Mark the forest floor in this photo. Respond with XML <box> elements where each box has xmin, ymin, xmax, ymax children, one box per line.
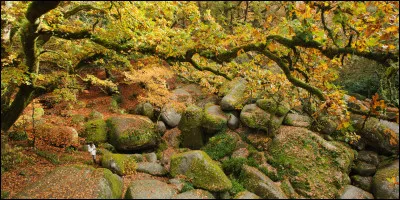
<box><xmin>1</xmin><ymin>69</ymin><xmax>174</xmax><ymax>198</ymax></box>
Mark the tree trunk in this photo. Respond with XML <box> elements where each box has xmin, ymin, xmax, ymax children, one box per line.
<box><xmin>1</xmin><ymin>84</ymin><xmax>35</xmax><ymax>132</ymax></box>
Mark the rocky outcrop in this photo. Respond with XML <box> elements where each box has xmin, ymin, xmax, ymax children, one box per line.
<box><xmin>170</xmin><ymin>150</ymin><xmax>232</xmax><ymax>192</ymax></box>
<box><xmin>14</xmin><ymin>165</ymin><xmax>123</xmax><ymax>199</ymax></box>
<box><xmin>136</xmin><ymin>162</ymin><xmax>167</xmax><ymax>176</ymax></box>
<box><xmin>107</xmin><ymin>115</ymin><xmax>159</xmax><ymax>151</ymax></box>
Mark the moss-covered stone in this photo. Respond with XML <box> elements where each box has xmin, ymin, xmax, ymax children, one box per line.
<box><xmin>179</xmin><ymin>105</ymin><xmax>204</xmax><ymax>149</ymax></box>
<box><xmin>107</xmin><ymin>115</ymin><xmax>159</xmax><ymax>151</ymax></box>
<box><xmin>170</xmin><ymin>150</ymin><xmax>232</xmax><ymax>192</ymax></box>
<box><xmin>240</xmin><ymin>104</ymin><xmax>285</xmax><ymax>136</ymax></box>
<box><xmin>220</xmin><ymin>78</ymin><xmax>247</xmax><ymax>111</ymax></box>
<box><xmin>256</xmin><ymin>99</ymin><xmax>290</xmax><ymax>117</ymax></box>
<box><xmin>372</xmin><ymin>159</ymin><xmax>399</xmax><ymax>199</ymax></box>
<box><xmin>88</xmin><ymin>110</ymin><xmax>104</xmax><ymax>120</ymax></box>
<box><xmin>101</xmin><ymin>152</ymin><xmax>137</xmax><ymax>176</ymax></box>
<box><xmin>14</xmin><ymin>165</ymin><xmax>122</xmax><ymax>199</ymax></box>
<box><xmin>268</xmin><ymin>126</ymin><xmax>355</xmax><ymax>199</ymax></box>
<box><xmin>351</xmin><ymin>114</ymin><xmax>399</xmax><ymax>155</ymax></box>
<box><xmin>239</xmin><ymin>165</ymin><xmax>287</xmax><ymax>199</ymax></box>
<box><xmin>125</xmin><ymin>179</ymin><xmax>177</xmax><ymax>199</ymax></box>
<box><xmin>202</xmin><ymin>104</ymin><xmax>228</xmax><ymax>134</ymax></box>
<box><xmin>82</xmin><ymin>119</ymin><xmax>108</xmax><ymax>144</ymax></box>
<box><xmin>201</xmin><ymin>132</ymin><xmax>237</xmax><ymax>160</ymax></box>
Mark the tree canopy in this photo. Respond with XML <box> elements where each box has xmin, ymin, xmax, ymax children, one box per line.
<box><xmin>1</xmin><ymin>1</ymin><xmax>399</xmax><ymax>132</ymax></box>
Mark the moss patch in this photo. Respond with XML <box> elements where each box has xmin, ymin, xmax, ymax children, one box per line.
<box><xmin>101</xmin><ymin>153</ymin><xmax>137</xmax><ymax>176</ymax></box>
<box><xmin>268</xmin><ymin>126</ymin><xmax>355</xmax><ymax>198</ymax></box>
<box><xmin>83</xmin><ymin>119</ymin><xmax>108</xmax><ymax>144</ymax></box>
<box><xmin>201</xmin><ymin>132</ymin><xmax>237</xmax><ymax>160</ymax></box>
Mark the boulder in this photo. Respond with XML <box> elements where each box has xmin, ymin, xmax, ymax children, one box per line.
<box><xmin>132</xmin><ymin>102</ymin><xmax>154</xmax><ymax>119</ymax></box>
<box><xmin>351</xmin><ymin>114</ymin><xmax>399</xmax><ymax>155</ymax></box>
<box><xmin>143</xmin><ymin>152</ymin><xmax>157</xmax><ymax>163</ymax></box>
<box><xmin>372</xmin><ymin>159</ymin><xmax>399</xmax><ymax>199</ymax></box>
<box><xmin>162</xmin><ymin>128</ymin><xmax>181</xmax><ymax>148</ymax></box>
<box><xmin>220</xmin><ymin>78</ymin><xmax>247</xmax><ymax>111</ymax></box>
<box><xmin>161</xmin><ymin>106</ymin><xmax>182</xmax><ymax>128</ymax></box>
<box><xmin>351</xmin><ymin>175</ymin><xmax>373</xmax><ymax>192</ymax></box>
<box><xmin>101</xmin><ymin>153</ymin><xmax>137</xmax><ymax>176</ymax></box>
<box><xmin>14</xmin><ymin>165</ymin><xmax>123</xmax><ymax>199</ymax></box>
<box><xmin>125</xmin><ymin>179</ymin><xmax>177</xmax><ymax>199</ymax></box>
<box><xmin>240</xmin><ymin>104</ymin><xmax>284</xmax><ymax>136</ymax></box>
<box><xmin>256</xmin><ymin>99</ymin><xmax>290</xmax><ymax>117</ymax></box>
<box><xmin>36</xmin><ymin>124</ymin><xmax>79</xmax><ymax>148</ymax></box>
<box><xmin>156</xmin><ymin>121</ymin><xmax>167</xmax><ymax>135</ymax></box>
<box><xmin>357</xmin><ymin>150</ymin><xmax>379</xmax><ymax>166</ymax></box>
<box><xmin>227</xmin><ymin>113</ymin><xmax>240</xmax><ymax>130</ymax></box>
<box><xmin>268</xmin><ymin>126</ymin><xmax>355</xmax><ymax>198</ymax></box>
<box><xmin>233</xmin><ymin>191</ymin><xmax>261</xmax><ymax>199</ymax></box>
<box><xmin>173</xmin><ymin>189</ymin><xmax>215</xmax><ymax>199</ymax></box>
<box><xmin>337</xmin><ymin>185</ymin><xmax>374</xmax><ymax>199</ymax></box>
<box><xmin>283</xmin><ymin>113</ymin><xmax>311</xmax><ymax>127</ymax></box>
<box><xmin>170</xmin><ymin>150</ymin><xmax>232</xmax><ymax>192</ymax></box>
<box><xmin>88</xmin><ymin>110</ymin><xmax>104</xmax><ymax>120</ymax></box>
<box><xmin>353</xmin><ymin>161</ymin><xmax>377</xmax><ymax>176</ymax></box>
<box><xmin>179</xmin><ymin>105</ymin><xmax>205</xmax><ymax>149</ymax></box>
<box><xmin>136</xmin><ymin>162</ymin><xmax>167</xmax><ymax>176</ymax></box>
<box><xmin>82</xmin><ymin>119</ymin><xmax>108</xmax><ymax>144</ymax></box>
<box><xmin>202</xmin><ymin>104</ymin><xmax>228</xmax><ymax>134</ymax></box>
<box><xmin>239</xmin><ymin>165</ymin><xmax>287</xmax><ymax>199</ymax></box>
<box><xmin>107</xmin><ymin>115</ymin><xmax>159</xmax><ymax>151</ymax></box>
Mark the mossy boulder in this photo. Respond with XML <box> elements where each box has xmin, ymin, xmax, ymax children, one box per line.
<box><xmin>82</xmin><ymin>119</ymin><xmax>108</xmax><ymax>144</ymax></box>
<box><xmin>179</xmin><ymin>105</ymin><xmax>204</xmax><ymax>149</ymax></box>
<box><xmin>125</xmin><ymin>179</ymin><xmax>177</xmax><ymax>199</ymax></box>
<box><xmin>239</xmin><ymin>165</ymin><xmax>287</xmax><ymax>199</ymax></box>
<box><xmin>201</xmin><ymin>132</ymin><xmax>238</xmax><ymax>160</ymax></box>
<box><xmin>372</xmin><ymin>159</ymin><xmax>399</xmax><ymax>199</ymax></box>
<box><xmin>173</xmin><ymin>189</ymin><xmax>215</xmax><ymax>199</ymax></box>
<box><xmin>351</xmin><ymin>114</ymin><xmax>399</xmax><ymax>155</ymax></box>
<box><xmin>101</xmin><ymin>152</ymin><xmax>137</xmax><ymax>176</ymax></box>
<box><xmin>107</xmin><ymin>115</ymin><xmax>159</xmax><ymax>151</ymax></box>
<box><xmin>170</xmin><ymin>150</ymin><xmax>232</xmax><ymax>192</ymax></box>
<box><xmin>351</xmin><ymin>175</ymin><xmax>373</xmax><ymax>192</ymax></box>
<box><xmin>256</xmin><ymin>99</ymin><xmax>290</xmax><ymax>117</ymax></box>
<box><xmin>352</xmin><ymin>161</ymin><xmax>377</xmax><ymax>176</ymax></box>
<box><xmin>268</xmin><ymin>126</ymin><xmax>355</xmax><ymax>198</ymax></box>
<box><xmin>283</xmin><ymin>113</ymin><xmax>311</xmax><ymax>127</ymax></box>
<box><xmin>88</xmin><ymin>110</ymin><xmax>104</xmax><ymax>120</ymax></box>
<box><xmin>240</xmin><ymin>104</ymin><xmax>284</xmax><ymax>136</ymax></box>
<box><xmin>14</xmin><ymin>165</ymin><xmax>122</xmax><ymax>199</ymax></box>
<box><xmin>220</xmin><ymin>78</ymin><xmax>247</xmax><ymax>111</ymax></box>
<box><xmin>133</xmin><ymin>102</ymin><xmax>154</xmax><ymax>119</ymax></box>
<box><xmin>202</xmin><ymin>104</ymin><xmax>228</xmax><ymax>134</ymax></box>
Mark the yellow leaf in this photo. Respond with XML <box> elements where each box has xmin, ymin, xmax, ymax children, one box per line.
<box><xmin>385</xmin><ymin>26</ymin><xmax>398</xmax><ymax>33</ymax></box>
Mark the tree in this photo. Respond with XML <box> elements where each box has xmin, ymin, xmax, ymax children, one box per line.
<box><xmin>1</xmin><ymin>1</ymin><xmax>399</xmax><ymax>132</ymax></box>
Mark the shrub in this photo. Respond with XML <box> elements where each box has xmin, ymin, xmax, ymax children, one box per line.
<box><xmin>1</xmin><ymin>144</ymin><xmax>25</xmax><ymax>174</ymax></box>
<box><xmin>35</xmin><ymin>149</ymin><xmax>60</xmax><ymax>165</ymax></box>
<box><xmin>8</xmin><ymin>131</ymin><xmax>28</xmax><ymax>141</ymax></box>
<box><xmin>181</xmin><ymin>182</ymin><xmax>194</xmax><ymax>193</ymax></box>
<box><xmin>229</xmin><ymin>176</ymin><xmax>245</xmax><ymax>196</ymax></box>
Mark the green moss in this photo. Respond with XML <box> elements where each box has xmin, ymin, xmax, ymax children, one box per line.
<box><xmin>229</xmin><ymin>176</ymin><xmax>245</xmax><ymax>196</ymax></box>
<box><xmin>256</xmin><ymin>99</ymin><xmax>277</xmax><ymax>113</ymax></box>
<box><xmin>156</xmin><ymin>140</ymin><xmax>168</xmax><ymax>160</ymax></box>
<box><xmin>71</xmin><ymin>114</ymin><xmax>85</xmax><ymax>124</ymax></box>
<box><xmin>83</xmin><ymin>119</ymin><xmax>107</xmax><ymax>144</ymax></box>
<box><xmin>222</xmin><ymin>158</ymin><xmax>248</xmax><ymax>176</ymax></box>
<box><xmin>101</xmin><ymin>153</ymin><xmax>136</xmax><ymax>176</ymax></box>
<box><xmin>283</xmin><ymin>115</ymin><xmax>293</xmax><ymax>126</ymax></box>
<box><xmin>202</xmin><ymin>104</ymin><xmax>228</xmax><ymax>132</ymax></box>
<box><xmin>201</xmin><ymin>132</ymin><xmax>237</xmax><ymax>160</ymax></box>
<box><xmin>181</xmin><ymin>182</ymin><xmax>194</xmax><ymax>193</ymax></box>
<box><xmin>9</xmin><ymin>131</ymin><xmax>28</xmax><ymax>141</ymax></box>
<box><xmin>170</xmin><ymin>151</ymin><xmax>232</xmax><ymax>192</ymax></box>
<box><xmin>99</xmin><ymin>168</ymin><xmax>123</xmax><ymax>198</ymax></box>
<box><xmin>276</xmin><ymin>105</ymin><xmax>289</xmax><ymax>117</ymax></box>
